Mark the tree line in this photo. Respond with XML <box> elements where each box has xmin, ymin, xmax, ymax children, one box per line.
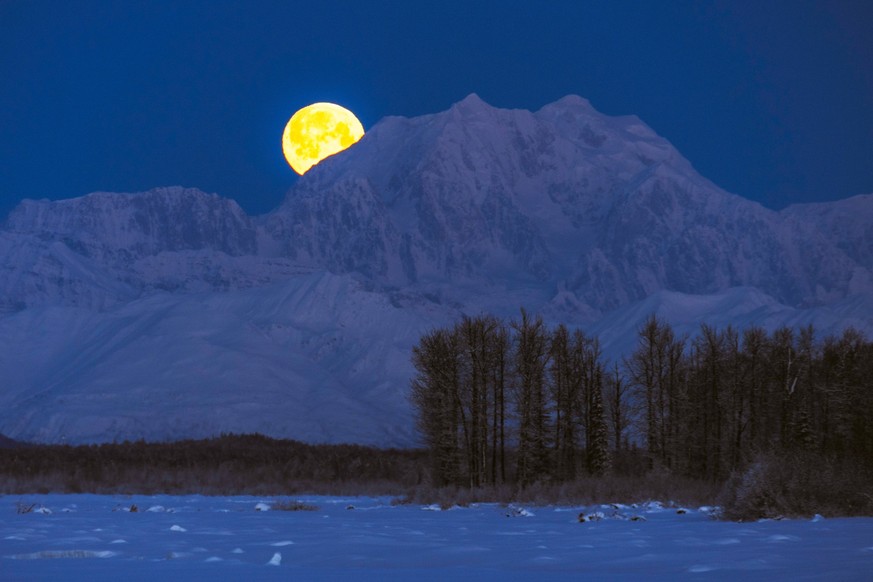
<box><xmin>0</xmin><ymin>433</ymin><xmax>426</xmax><ymax>495</ymax></box>
<box><xmin>410</xmin><ymin>312</ymin><xmax>873</xmax><ymax>488</ymax></box>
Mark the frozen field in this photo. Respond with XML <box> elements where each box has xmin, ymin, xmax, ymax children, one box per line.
<box><xmin>1</xmin><ymin>494</ymin><xmax>872</xmax><ymax>580</ymax></box>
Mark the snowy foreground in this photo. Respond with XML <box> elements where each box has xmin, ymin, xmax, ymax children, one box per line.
<box><xmin>2</xmin><ymin>495</ymin><xmax>872</xmax><ymax>581</ymax></box>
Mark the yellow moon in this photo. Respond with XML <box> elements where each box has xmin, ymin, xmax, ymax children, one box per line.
<box><xmin>282</xmin><ymin>102</ymin><xmax>365</xmax><ymax>175</ymax></box>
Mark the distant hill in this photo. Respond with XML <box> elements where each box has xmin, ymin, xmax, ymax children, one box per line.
<box><xmin>0</xmin><ymin>433</ymin><xmax>23</xmax><ymax>449</ymax></box>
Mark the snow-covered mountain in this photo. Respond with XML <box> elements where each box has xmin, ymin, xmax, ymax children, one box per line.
<box><xmin>1</xmin><ymin>95</ymin><xmax>871</xmax><ymax>445</ymax></box>
<box><xmin>267</xmin><ymin>94</ymin><xmax>868</xmax><ymax>311</ymax></box>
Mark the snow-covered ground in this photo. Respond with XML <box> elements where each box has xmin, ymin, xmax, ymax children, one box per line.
<box><xmin>1</xmin><ymin>495</ymin><xmax>871</xmax><ymax>580</ymax></box>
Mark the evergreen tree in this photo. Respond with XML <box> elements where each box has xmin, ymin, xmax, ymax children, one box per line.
<box><xmin>586</xmin><ymin>366</ymin><xmax>610</xmax><ymax>475</ymax></box>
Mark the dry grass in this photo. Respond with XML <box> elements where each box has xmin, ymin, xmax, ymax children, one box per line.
<box><xmin>271</xmin><ymin>499</ymin><xmax>320</xmax><ymax>511</ymax></box>
<box><xmin>392</xmin><ymin>473</ymin><xmax>721</xmax><ymax>508</ymax></box>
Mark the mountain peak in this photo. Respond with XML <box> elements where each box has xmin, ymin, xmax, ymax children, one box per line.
<box><xmin>457</xmin><ymin>92</ymin><xmax>488</xmax><ymax>105</ymax></box>
<box><xmin>451</xmin><ymin>93</ymin><xmax>597</xmax><ymax>115</ymax></box>
<box><xmin>547</xmin><ymin>94</ymin><xmax>595</xmax><ymax>110</ymax></box>
<box><xmin>450</xmin><ymin>93</ymin><xmax>493</xmax><ymax>115</ymax></box>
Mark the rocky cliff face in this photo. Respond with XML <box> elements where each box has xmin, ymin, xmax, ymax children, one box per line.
<box><xmin>0</xmin><ymin>187</ymin><xmax>307</xmax><ymax>307</ymax></box>
<box><xmin>5</xmin><ymin>186</ymin><xmax>258</xmax><ymax>259</ymax></box>
<box><xmin>782</xmin><ymin>194</ymin><xmax>873</xmax><ymax>273</ymax></box>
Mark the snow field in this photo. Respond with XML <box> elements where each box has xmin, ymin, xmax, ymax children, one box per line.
<box><xmin>1</xmin><ymin>494</ymin><xmax>872</xmax><ymax>580</ymax></box>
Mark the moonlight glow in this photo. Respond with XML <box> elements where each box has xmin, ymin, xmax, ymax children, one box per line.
<box><xmin>282</xmin><ymin>102</ymin><xmax>365</xmax><ymax>175</ymax></box>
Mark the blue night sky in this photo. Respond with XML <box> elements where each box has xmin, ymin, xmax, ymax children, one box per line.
<box><xmin>1</xmin><ymin>0</ymin><xmax>871</xmax><ymax>219</ymax></box>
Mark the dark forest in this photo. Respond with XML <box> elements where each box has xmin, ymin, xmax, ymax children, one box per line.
<box><xmin>411</xmin><ymin>313</ymin><xmax>873</xmax><ymax>518</ymax></box>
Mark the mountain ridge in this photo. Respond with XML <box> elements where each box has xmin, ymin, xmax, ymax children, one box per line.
<box><xmin>270</xmin><ymin>94</ymin><xmax>869</xmax><ymax>312</ymax></box>
<box><xmin>1</xmin><ymin>94</ymin><xmax>870</xmax><ymax>445</ymax></box>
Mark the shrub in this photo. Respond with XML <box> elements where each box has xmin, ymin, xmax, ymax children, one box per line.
<box><xmin>15</xmin><ymin>502</ymin><xmax>36</xmax><ymax>514</ymax></box>
<box><xmin>720</xmin><ymin>451</ymin><xmax>873</xmax><ymax>520</ymax></box>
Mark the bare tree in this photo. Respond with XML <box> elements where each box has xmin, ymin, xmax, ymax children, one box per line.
<box><xmin>549</xmin><ymin>324</ymin><xmax>577</xmax><ymax>480</ymax></box>
<box><xmin>512</xmin><ymin>309</ymin><xmax>551</xmax><ymax>486</ymax></box>
<box><xmin>604</xmin><ymin>362</ymin><xmax>632</xmax><ymax>452</ymax></box>
<box><xmin>410</xmin><ymin>328</ymin><xmax>463</xmax><ymax>486</ymax></box>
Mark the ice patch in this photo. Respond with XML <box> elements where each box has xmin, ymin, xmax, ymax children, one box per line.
<box><xmin>422</xmin><ymin>504</ymin><xmax>442</xmax><ymax>511</ymax></box>
<box><xmin>811</xmin><ymin>514</ymin><xmax>824</xmax><ymax>522</ymax></box>
<box><xmin>146</xmin><ymin>505</ymin><xmax>166</xmax><ymax>513</ymax></box>
<box><xmin>109</xmin><ymin>539</ymin><xmax>127</xmax><ymax>544</ymax></box>
<box><xmin>271</xmin><ymin>541</ymin><xmax>295</xmax><ymax>546</ymax></box>
<box><xmin>689</xmin><ymin>565</ymin><xmax>717</xmax><ymax>573</ymax></box>
<box><xmin>205</xmin><ymin>556</ymin><xmax>223</xmax><ymax>562</ymax></box>
<box><xmin>267</xmin><ymin>552</ymin><xmax>282</xmax><ymax>566</ymax></box>
<box><xmin>767</xmin><ymin>535</ymin><xmax>800</xmax><ymax>543</ymax></box>
<box><xmin>10</xmin><ymin>550</ymin><xmax>116</xmax><ymax>560</ymax></box>
<box><xmin>170</xmin><ymin>525</ymin><xmax>187</xmax><ymax>532</ymax></box>
<box><xmin>33</xmin><ymin>506</ymin><xmax>52</xmax><ymax>515</ymax></box>
<box><xmin>232</xmin><ymin>548</ymin><xmax>244</xmax><ymax>554</ymax></box>
<box><xmin>254</xmin><ymin>502</ymin><xmax>271</xmax><ymax>512</ymax></box>
<box><xmin>350</xmin><ymin>504</ymin><xmax>389</xmax><ymax>511</ymax></box>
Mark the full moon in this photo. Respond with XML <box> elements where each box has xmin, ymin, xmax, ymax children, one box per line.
<box><xmin>282</xmin><ymin>102</ymin><xmax>365</xmax><ymax>175</ymax></box>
